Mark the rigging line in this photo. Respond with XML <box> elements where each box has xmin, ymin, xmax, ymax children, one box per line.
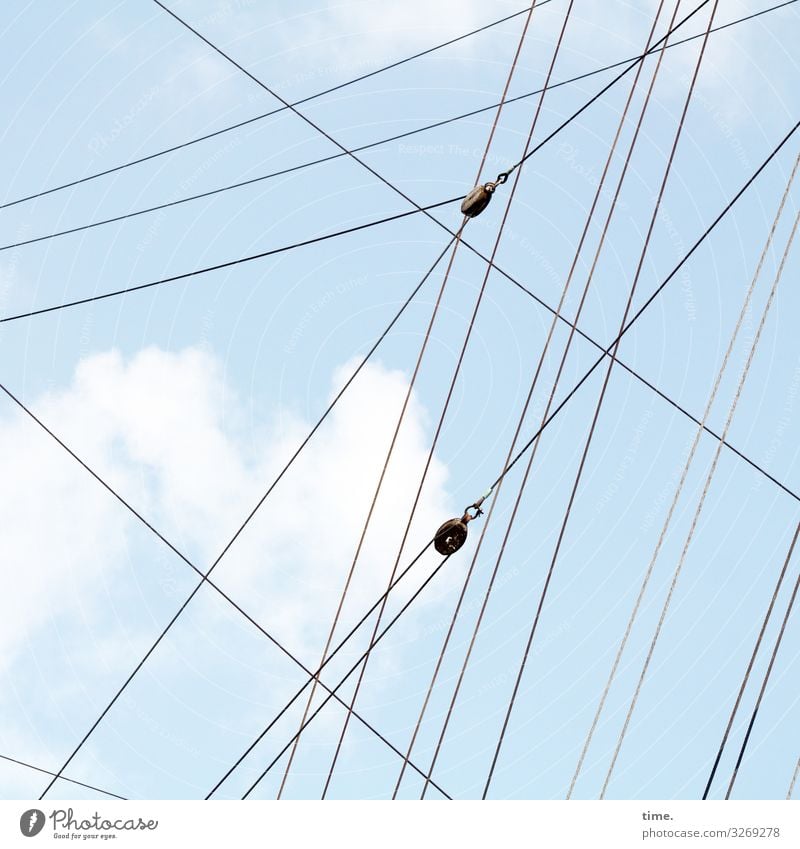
<box><xmin>241</xmin><ymin>551</ymin><xmax>453</xmax><ymax>800</ymax></box>
<box><xmin>576</xmin><ymin>146</ymin><xmax>800</xmax><ymax>802</ymax></box>
<box><xmin>705</xmin><ymin>516</ymin><xmax>799</xmax><ymax>798</ymax></box>
<box><xmin>0</xmin><ymin>197</ymin><xmax>458</xmax><ymax>324</ymax></box>
<box><xmin>319</xmin><ymin>0</ymin><xmax>559</xmax><ymax>801</ymax></box>
<box><xmin>689</xmin><ymin>155</ymin><xmax>794</xmax><ymax>800</ymax></box>
<box><xmin>36</xmin><ymin>233</ymin><xmax>460</xmax><ymax>801</ymax></box>
<box><xmin>726</xmin><ymin>523</ymin><xmax>800</xmax><ymax>799</ymax></box>
<box><xmin>502</xmin><ymin>255</ymin><xmax>800</xmax><ymax>506</ymax></box>
<box><xmin>478</xmin><ymin>115</ymin><xmax>800</xmax><ymax>503</ymax></box>
<box><xmin>602</xmin><ymin>201</ymin><xmax>800</xmax><ymax>801</ymax></box>
<box><xmin>206</xmin><ymin>541</ymin><xmax>443</xmax><ymax>799</ymax></box>
<box><xmin>483</xmin><ymin>0</ymin><xmax>711</xmax><ymax>801</ymax></box>
<box><xmin>411</xmin><ymin>0</ymin><xmax>675</xmax><ymax>800</ymax></box>
<box><xmin>788</xmin><ymin>755</ymin><xmax>800</xmax><ymax>799</ymax></box>
<box><xmin>0</xmin><ymin>1</ymin><xmax>551</xmax><ymax>212</ymax></box>
<box><xmin>152</xmin><ymin>0</ymin><xmax>712</xmax><ymax>290</ymax></box>
<box><xmin>279</xmin><ymin>2</ymin><xmax>541</xmax><ymax>797</ymax></box>
<box><xmin>0</xmin><ymin>753</ymin><xmax>126</xmax><ymax>800</ymax></box>
<box><xmin>3</xmin><ymin>0</ymin><xmax>794</xmax><ymax>256</ymax></box>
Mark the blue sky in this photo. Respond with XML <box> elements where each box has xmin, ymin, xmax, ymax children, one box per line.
<box><xmin>0</xmin><ymin>0</ymin><xmax>799</xmax><ymax>801</ymax></box>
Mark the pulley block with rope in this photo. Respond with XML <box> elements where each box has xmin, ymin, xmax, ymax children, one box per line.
<box><xmin>433</xmin><ymin>496</ymin><xmax>487</xmax><ymax>554</ymax></box>
<box><xmin>460</xmin><ymin>171</ymin><xmax>509</xmax><ymax>218</ymax></box>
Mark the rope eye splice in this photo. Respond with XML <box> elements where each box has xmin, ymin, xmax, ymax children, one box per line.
<box><xmin>459</xmin><ymin>171</ymin><xmax>510</xmax><ymax>219</ymax></box>
<box><xmin>433</xmin><ymin>496</ymin><xmax>487</xmax><ymax>555</ymax></box>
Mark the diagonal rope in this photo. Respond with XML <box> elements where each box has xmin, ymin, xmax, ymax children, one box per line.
<box><xmin>788</xmin><ymin>755</ymin><xmax>800</xmax><ymax>799</ymax></box>
<box><xmin>277</xmin><ymin>0</ymin><xmax>544</xmax><ymax>798</ymax></box>
<box><xmin>601</xmin><ymin>201</ymin><xmax>800</xmax><ymax>800</ymax></box>
<box><xmin>402</xmin><ymin>0</ymin><xmax>673</xmax><ymax>800</ymax></box>
<box><xmin>726</xmin><ymin>519</ymin><xmax>800</xmax><ymax>799</ymax></box>
<box><xmin>0</xmin><ymin>753</ymin><xmax>126</xmax><ymax>800</ymax></box>
<box><xmin>574</xmin><ymin>147</ymin><xmax>800</xmax><ymax>801</ymax></box>
<box><xmin>239</xmin><ymin>551</ymin><xmax>453</xmax><ymax>799</ymax></box>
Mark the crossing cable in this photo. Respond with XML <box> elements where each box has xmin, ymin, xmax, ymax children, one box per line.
<box><xmin>402</xmin><ymin>0</ymin><xmax>676</xmax><ymax>800</ymax></box>
<box><xmin>482</xmin><ymin>0</ymin><xmax>722</xmax><ymax>799</ymax></box>
<box><xmin>725</xmin><ymin>520</ymin><xmax>800</xmax><ymax>799</ymax></box>
<box><xmin>35</xmin><ymin>233</ymin><xmax>461</xmax><ymax>800</ymax></box>
<box><xmin>463</xmin><ymin>115</ymin><xmax>800</xmax><ymax>511</ymax></box>
<box><xmin>2</xmin><ymin>0</ymin><xmax>792</xmax><ymax>257</ymax></box>
<box><xmin>319</xmin><ymin>0</ymin><xmax>572</xmax><ymax>801</ymax></box>
<box><xmin>601</xmin><ymin>200</ymin><xmax>800</xmax><ymax>800</ymax></box>
<box><xmin>788</xmin><ymin>755</ymin><xmax>800</xmax><ymax>799</ymax></box>
<box><xmin>575</xmin><ymin>147</ymin><xmax>800</xmax><ymax>802</ymax></box>
<box><xmin>0</xmin><ymin>753</ymin><xmax>126</xmax><ymax>800</ymax></box>
<box><xmin>0</xmin><ymin>2</ymin><xmax>552</xmax><ymax>212</ymax></box>
<box><xmin>276</xmin><ymin>3</ymin><xmax>545</xmax><ymax>799</ymax></box>
<box><xmin>206</xmin><ymin>543</ymin><xmax>447</xmax><ymax>798</ymax></box>
<box><xmin>705</xmin><ymin>516</ymin><xmax>800</xmax><ymax>798</ymax></box>
<box><xmin>236</xmin><ymin>551</ymin><xmax>455</xmax><ymax>799</ymax></box>
<box><xmin>3</xmin><ymin>0</ymin><xmax>791</xmax><ymax>219</ymax></box>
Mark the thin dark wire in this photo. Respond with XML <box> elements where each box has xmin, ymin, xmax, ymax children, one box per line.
<box><xmin>0</xmin><ymin>753</ymin><xmax>126</xmax><ymax>800</ymax></box>
<box><xmin>37</xmin><ymin>233</ymin><xmax>459</xmax><ymax>800</ymax></box>
<box><xmin>725</xmin><ymin>524</ymin><xmax>800</xmax><ymax>798</ymax></box>
<box><xmin>0</xmin><ymin>2</ymin><xmax>550</xmax><ymax>211</ymax></box>
<box><xmin>319</xmin><ymin>0</ymin><xmax>555</xmax><ymax>800</ymax></box>
<box><xmin>0</xmin><ymin>197</ymin><xmax>457</xmax><ymax>324</ymax></box>
<box><xmin>482</xmin><ymin>117</ymin><xmax>800</xmax><ymax>501</ymax></box>
<box><xmin>704</xmin><ymin>520</ymin><xmax>800</xmax><ymax>798</ymax></box>
<box><xmin>206</xmin><ymin>542</ymin><xmax>446</xmax><ymax>799</ymax></box>
<box><xmin>2</xmin><ymin>0</ymin><xmax>789</xmax><ymax>256</ymax></box>
<box><xmin>240</xmin><ymin>552</ymin><xmax>454</xmax><ymax>800</ymax></box>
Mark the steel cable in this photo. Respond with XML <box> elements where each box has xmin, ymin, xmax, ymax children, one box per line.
<box><xmin>601</xmin><ymin>201</ymin><xmax>800</xmax><ymax>800</ymax></box>
<box><xmin>575</xmin><ymin>147</ymin><xmax>800</xmax><ymax>801</ymax></box>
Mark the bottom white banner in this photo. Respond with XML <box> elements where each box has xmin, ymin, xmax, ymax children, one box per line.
<box><xmin>2</xmin><ymin>800</ymin><xmax>798</xmax><ymax>848</ymax></box>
